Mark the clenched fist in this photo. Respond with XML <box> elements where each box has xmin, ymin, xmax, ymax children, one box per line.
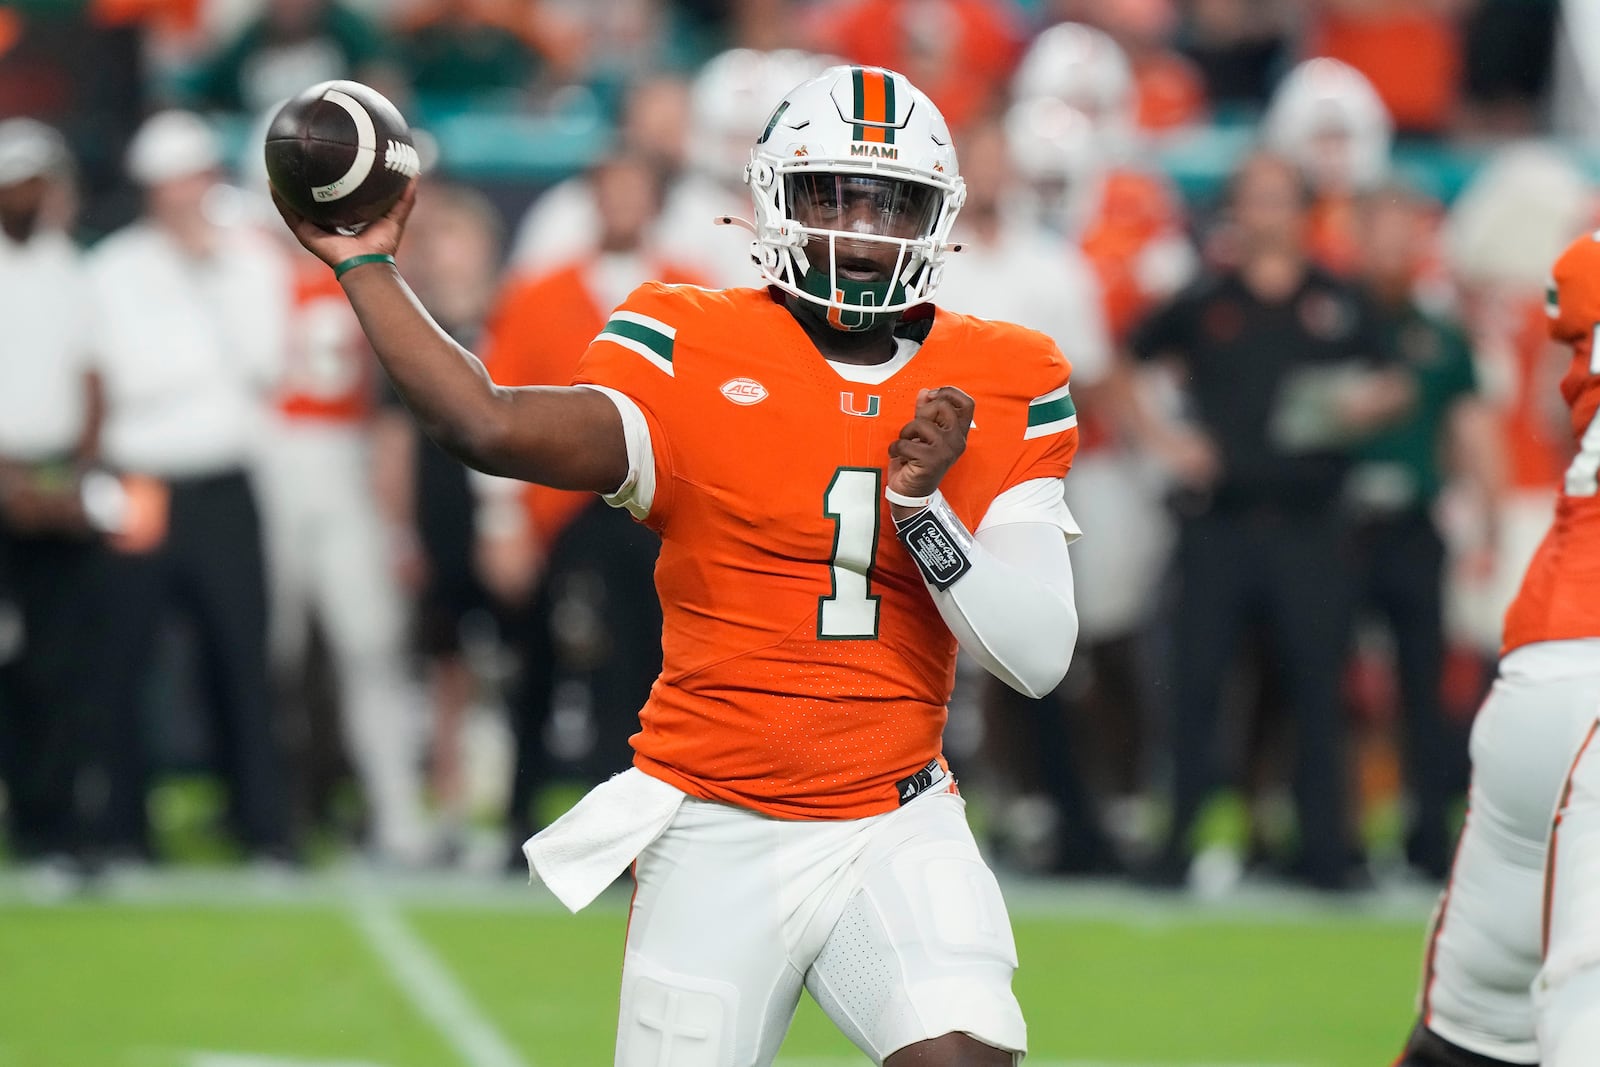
<box><xmin>887</xmin><ymin>387</ymin><xmax>973</xmax><ymax>504</ymax></box>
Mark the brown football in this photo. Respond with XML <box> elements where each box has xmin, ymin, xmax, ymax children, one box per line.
<box><xmin>263</xmin><ymin>80</ymin><xmax>419</xmax><ymax>233</ymax></box>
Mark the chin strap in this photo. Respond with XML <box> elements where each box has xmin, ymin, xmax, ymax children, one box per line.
<box><xmin>713</xmin><ymin>215</ymin><xmax>758</xmax><ymax>233</ymax></box>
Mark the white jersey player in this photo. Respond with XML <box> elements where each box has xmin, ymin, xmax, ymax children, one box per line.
<box><xmin>1395</xmin><ymin>231</ymin><xmax>1600</xmax><ymax>1067</ymax></box>
<box><xmin>255</xmin><ymin>254</ymin><xmax>433</xmax><ymax>865</ymax></box>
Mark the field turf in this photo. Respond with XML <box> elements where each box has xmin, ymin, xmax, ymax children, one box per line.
<box><xmin>0</xmin><ymin>871</ymin><xmax>1433</xmax><ymax>1067</ymax></box>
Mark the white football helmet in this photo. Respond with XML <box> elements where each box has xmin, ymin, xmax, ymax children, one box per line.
<box><xmin>1446</xmin><ymin>142</ymin><xmax>1592</xmax><ymax>289</ymax></box>
<box><xmin>1011</xmin><ymin>23</ymin><xmax>1135</xmax><ymax>148</ymax></box>
<box><xmin>1263</xmin><ymin>58</ymin><xmax>1393</xmax><ymax>195</ymax></box>
<box><xmin>743</xmin><ymin>65</ymin><xmax>965</xmax><ymax>330</ymax></box>
<box><xmin>691</xmin><ymin>48</ymin><xmax>843</xmax><ymax>189</ymax></box>
<box><xmin>1004</xmin><ymin>96</ymin><xmax>1103</xmax><ymax>233</ymax></box>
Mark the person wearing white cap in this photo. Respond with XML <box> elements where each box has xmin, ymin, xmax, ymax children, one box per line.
<box><xmin>0</xmin><ymin>117</ymin><xmax>115</xmax><ymax>868</ymax></box>
<box><xmin>85</xmin><ymin>109</ymin><xmax>296</xmax><ymax>861</ymax></box>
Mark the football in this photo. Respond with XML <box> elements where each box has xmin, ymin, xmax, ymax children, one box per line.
<box><xmin>263</xmin><ymin>80</ymin><xmax>420</xmax><ymax>233</ymax></box>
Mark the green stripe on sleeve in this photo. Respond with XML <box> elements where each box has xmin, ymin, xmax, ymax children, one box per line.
<box><xmin>601</xmin><ymin>317</ymin><xmax>674</xmax><ymax>363</ymax></box>
<box><xmin>1027</xmin><ymin>394</ymin><xmax>1076</xmax><ymax>427</ymax></box>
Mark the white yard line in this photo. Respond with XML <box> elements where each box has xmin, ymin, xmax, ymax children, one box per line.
<box><xmin>188</xmin><ymin>1053</ymin><xmax>391</xmax><ymax>1067</ymax></box>
<box><xmin>348</xmin><ymin>893</ymin><xmax>532</xmax><ymax>1067</ymax></box>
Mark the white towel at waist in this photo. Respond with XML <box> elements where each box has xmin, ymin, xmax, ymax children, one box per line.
<box><xmin>523</xmin><ymin>768</ymin><xmax>686</xmax><ymax>912</ymax></box>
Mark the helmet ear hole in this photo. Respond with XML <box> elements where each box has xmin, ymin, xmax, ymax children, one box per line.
<box><xmin>750</xmin><ymin>160</ymin><xmax>776</xmax><ymax>189</ymax></box>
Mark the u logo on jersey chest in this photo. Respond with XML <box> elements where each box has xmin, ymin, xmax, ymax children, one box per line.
<box><xmin>841</xmin><ymin>391</ymin><xmax>881</xmax><ymax>417</ymax></box>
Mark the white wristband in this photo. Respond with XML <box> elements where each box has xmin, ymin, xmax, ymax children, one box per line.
<box><xmin>885</xmin><ymin>486</ymin><xmax>934</xmax><ymax>509</ymax></box>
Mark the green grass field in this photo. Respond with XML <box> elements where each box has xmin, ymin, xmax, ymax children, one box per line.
<box><xmin>0</xmin><ymin>871</ymin><xmax>1435</xmax><ymax>1067</ymax></box>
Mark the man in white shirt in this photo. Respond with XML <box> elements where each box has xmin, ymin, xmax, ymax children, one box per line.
<box><xmin>0</xmin><ymin>118</ymin><xmax>109</xmax><ymax>865</ymax></box>
<box><xmin>87</xmin><ymin>111</ymin><xmax>295</xmax><ymax>860</ymax></box>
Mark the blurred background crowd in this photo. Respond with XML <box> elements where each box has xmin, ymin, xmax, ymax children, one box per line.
<box><xmin>2</xmin><ymin>0</ymin><xmax>1599</xmax><ymax>896</ymax></box>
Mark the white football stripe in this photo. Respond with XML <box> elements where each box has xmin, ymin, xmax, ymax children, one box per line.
<box><xmin>608</xmin><ymin>309</ymin><xmax>677</xmax><ymax>339</ymax></box>
<box><xmin>312</xmin><ymin>88</ymin><xmax>377</xmax><ymax>204</ymax></box>
<box><xmin>1030</xmin><ymin>381</ymin><xmax>1073</xmax><ymax>407</ymax></box>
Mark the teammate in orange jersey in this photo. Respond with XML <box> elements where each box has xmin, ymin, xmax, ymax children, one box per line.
<box><xmin>276</xmin><ymin>66</ymin><xmax>1080</xmax><ymax>1066</ymax></box>
<box><xmin>1393</xmin><ymin>231</ymin><xmax>1600</xmax><ymax>1067</ymax></box>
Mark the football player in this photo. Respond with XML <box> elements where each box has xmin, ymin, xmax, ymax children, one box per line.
<box><xmin>1262</xmin><ymin>58</ymin><xmax>1393</xmax><ymax>277</ymax></box>
<box><xmin>1393</xmin><ymin>230</ymin><xmax>1600</xmax><ymax>1067</ymax></box>
<box><xmin>275</xmin><ymin>66</ymin><xmax>1080</xmax><ymax>1066</ymax></box>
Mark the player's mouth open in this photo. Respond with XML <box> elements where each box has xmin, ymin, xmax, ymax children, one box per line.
<box><xmin>836</xmin><ymin>256</ymin><xmax>887</xmax><ymax>282</ymax></box>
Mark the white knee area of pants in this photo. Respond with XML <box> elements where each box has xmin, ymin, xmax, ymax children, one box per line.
<box><xmin>807</xmin><ymin>844</ymin><xmax>1025</xmax><ymax>1063</ymax></box>
<box><xmin>1424</xmin><ymin>662</ymin><xmax>1600</xmax><ymax>1064</ymax></box>
<box><xmin>1537</xmin><ymin>963</ymin><xmax>1600</xmax><ymax>1067</ymax></box>
<box><xmin>616</xmin><ymin>961</ymin><xmax>739</xmax><ymax>1067</ymax></box>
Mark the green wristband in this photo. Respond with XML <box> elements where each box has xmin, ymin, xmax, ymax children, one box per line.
<box><xmin>333</xmin><ymin>253</ymin><xmax>395</xmax><ymax>281</ymax></box>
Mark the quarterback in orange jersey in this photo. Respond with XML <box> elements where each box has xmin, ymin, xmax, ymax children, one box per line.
<box><xmin>275</xmin><ymin>66</ymin><xmax>1081</xmax><ymax>1066</ymax></box>
<box><xmin>1393</xmin><ymin>232</ymin><xmax>1600</xmax><ymax>1067</ymax></box>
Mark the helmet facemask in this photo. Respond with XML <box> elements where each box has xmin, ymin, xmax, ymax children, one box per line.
<box><xmin>749</xmin><ymin>162</ymin><xmax>962</xmax><ymax>331</ymax></box>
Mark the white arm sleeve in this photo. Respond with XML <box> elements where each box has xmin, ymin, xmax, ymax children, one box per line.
<box><xmin>930</xmin><ymin>519</ymin><xmax>1078</xmax><ymax>699</ymax></box>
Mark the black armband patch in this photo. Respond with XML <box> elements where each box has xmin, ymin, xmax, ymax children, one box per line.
<box><xmin>895</xmin><ymin>495</ymin><xmax>974</xmax><ymax>591</ymax></box>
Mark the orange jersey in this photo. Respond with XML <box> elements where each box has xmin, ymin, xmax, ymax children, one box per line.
<box><xmin>1502</xmin><ymin>233</ymin><xmax>1600</xmax><ymax>654</ymax></box>
<box><xmin>573</xmin><ymin>284</ymin><xmax>1078</xmax><ymax>819</ymax></box>
<box><xmin>483</xmin><ymin>258</ymin><xmax>705</xmax><ymax>544</ymax></box>
<box><xmin>1133</xmin><ymin>51</ymin><xmax>1207</xmax><ymax>133</ymax></box>
<box><xmin>1503</xmin><ymin>294</ymin><xmax>1573</xmax><ymax>491</ymax></box>
<box><xmin>1308</xmin><ymin>194</ymin><xmax>1361</xmax><ymax>278</ymax></box>
<box><xmin>1079</xmin><ymin>169</ymin><xmax>1189</xmax><ymax>341</ymax></box>
<box><xmin>277</xmin><ymin>263</ymin><xmax>375</xmax><ymax>423</ymax></box>
<box><xmin>1078</xmin><ymin>169</ymin><xmax>1189</xmax><ymax>452</ymax></box>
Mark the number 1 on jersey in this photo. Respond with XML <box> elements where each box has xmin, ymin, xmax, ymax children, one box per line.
<box><xmin>819</xmin><ymin>467</ymin><xmax>882</xmax><ymax>639</ymax></box>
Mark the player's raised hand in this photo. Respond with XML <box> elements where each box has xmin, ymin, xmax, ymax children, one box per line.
<box><xmin>271</xmin><ymin>179</ymin><xmax>417</xmax><ymax>272</ymax></box>
<box><xmin>887</xmin><ymin>387</ymin><xmax>974</xmax><ymax>500</ymax></box>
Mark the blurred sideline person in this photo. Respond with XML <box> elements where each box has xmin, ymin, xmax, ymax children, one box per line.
<box><xmin>1123</xmin><ymin>152</ymin><xmax>1411</xmax><ymax>891</ymax></box>
<box><xmin>935</xmin><ymin>117</ymin><xmax>1119</xmax><ymax>872</ymax></box>
<box><xmin>277</xmin><ymin>64</ymin><xmax>1082</xmax><ymax>1066</ymax></box>
<box><xmin>255</xmin><ymin>232</ymin><xmax>433</xmax><ymax>865</ymax></box>
<box><xmin>0</xmin><ymin>118</ymin><xmax>108</xmax><ymax>864</ymax></box>
<box><xmin>1008</xmin><ymin>24</ymin><xmax>1199</xmax><ymax>341</ymax></box>
<box><xmin>1349</xmin><ymin>185</ymin><xmax>1503</xmax><ymax>882</ymax></box>
<box><xmin>1393</xmin><ymin>231</ymin><xmax>1600</xmax><ymax>1067</ymax></box>
<box><xmin>1006</xmin><ymin>71</ymin><xmax>1194</xmax><ymax>844</ymax></box>
<box><xmin>393</xmin><ymin>178</ymin><xmax>505</xmax><ymax>850</ymax></box>
<box><xmin>804</xmin><ymin>0</ymin><xmax>1022</xmax><ymax>130</ymax></box>
<box><xmin>1262</xmin><ymin>58</ymin><xmax>1394</xmax><ymax>278</ymax></box>
<box><xmin>509</xmin><ymin>74</ymin><xmax>690</xmax><ymax>273</ymax></box>
<box><xmin>478</xmin><ymin>151</ymin><xmax>705</xmax><ymax>857</ymax></box>
<box><xmin>1441</xmin><ymin>146</ymin><xmax>1594</xmax><ymax>671</ymax></box>
<box><xmin>87</xmin><ymin>111</ymin><xmax>293</xmax><ymax>861</ymax></box>
<box><xmin>656</xmin><ymin>48</ymin><xmax>841</xmax><ymax>287</ymax></box>
<box><xmin>193</xmin><ymin>0</ymin><xmax>401</xmax><ymax>115</ymax></box>
<box><xmin>1087</xmin><ymin>0</ymin><xmax>1209</xmax><ymax>134</ymax></box>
